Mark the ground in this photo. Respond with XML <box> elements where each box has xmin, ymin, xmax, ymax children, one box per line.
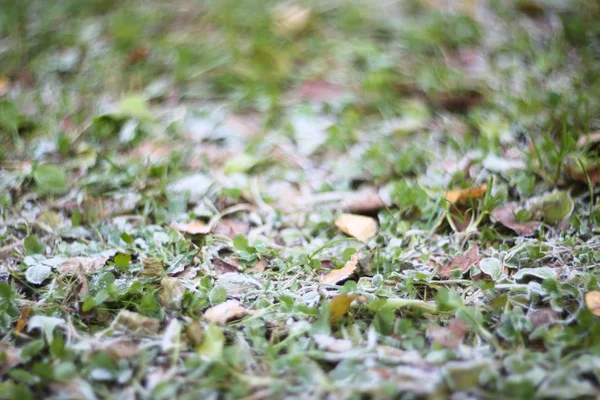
<box><xmin>1</xmin><ymin>0</ymin><xmax>600</xmax><ymax>399</ymax></box>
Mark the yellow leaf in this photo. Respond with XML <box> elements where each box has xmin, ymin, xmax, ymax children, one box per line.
<box><xmin>585</xmin><ymin>291</ymin><xmax>600</xmax><ymax>316</ymax></box>
<box><xmin>329</xmin><ymin>294</ymin><xmax>358</xmax><ymax>322</ymax></box>
<box><xmin>444</xmin><ymin>184</ymin><xmax>487</xmax><ymax>205</ymax></box>
<box><xmin>335</xmin><ymin>213</ymin><xmax>377</xmax><ymax>242</ymax></box>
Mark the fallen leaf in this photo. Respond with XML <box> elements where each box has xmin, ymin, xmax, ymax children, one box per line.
<box><xmin>313</xmin><ymin>334</ymin><xmax>353</xmax><ymax>352</ymax></box>
<box><xmin>568</xmin><ymin>159</ymin><xmax>600</xmax><ymax>187</ymax></box>
<box><xmin>15</xmin><ymin>306</ymin><xmax>31</xmax><ymax>334</ymax></box>
<box><xmin>0</xmin><ymin>344</ymin><xmax>21</xmax><ymax>375</ymax></box>
<box><xmin>125</xmin><ymin>46</ymin><xmax>149</xmax><ymax>67</ymax></box>
<box><xmin>585</xmin><ymin>291</ymin><xmax>600</xmax><ymax>316</ymax></box>
<box><xmin>0</xmin><ymin>76</ymin><xmax>10</xmax><ymax>96</ymax></box>
<box><xmin>212</xmin><ymin>258</ymin><xmax>240</xmax><ymax>275</ymax></box>
<box><xmin>335</xmin><ymin>213</ymin><xmax>378</xmax><ymax>242</ymax></box>
<box><xmin>131</xmin><ymin>141</ymin><xmax>172</xmax><ymax>164</ymax></box>
<box><xmin>527</xmin><ymin>190</ymin><xmax>574</xmax><ymax>225</ymax></box>
<box><xmin>444</xmin><ymin>184</ymin><xmax>488</xmax><ymax>205</ymax></box>
<box><xmin>173</xmin><ymin>220</ymin><xmax>211</xmax><ymax>235</ymax></box>
<box><xmin>273</xmin><ymin>4</ymin><xmax>311</xmax><ymax>35</ymax></box>
<box><xmin>105</xmin><ymin>338</ymin><xmax>140</xmax><ymax>359</ymax></box>
<box><xmin>329</xmin><ymin>294</ymin><xmax>358</xmax><ymax>322</ymax></box>
<box><xmin>140</xmin><ymin>256</ymin><xmax>165</xmax><ymax>276</ymax></box>
<box><xmin>186</xmin><ymin>321</ymin><xmax>204</xmax><ymax>345</ymax></box>
<box><xmin>293</xmin><ymin>80</ymin><xmax>346</xmax><ymax>103</ymax></box>
<box><xmin>340</xmin><ymin>190</ymin><xmax>385</xmax><ymax>214</ymax></box>
<box><xmin>158</xmin><ymin>276</ymin><xmax>185</xmax><ymax>309</ymax></box>
<box><xmin>529</xmin><ymin>308</ymin><xmax>558</xmax><ymax>329</ymax></box>
<box><xmin>204</xmin><ymin>299</ymin><xmax>250</xmax><ymax>324</ymax></box>
<box><xmin>247</xmin><ymin>258</ymin><xmax>268</xmax><ymax>273</ymax></box>
<box><xmin>491</xmin><ymin>203</ymin><xmax>542</xmax><ymax>236</ymax></box>
<box><xmin>59</xmin><ymin>256</ymin><xmax>108</xmax><ymax>274</ymax></box>
<box><xmin>320</xmin><ymin>251</ymin><xmax>360</xmax><ymax>285</ymax></box>
<box><xmin>438</xmin><ymin>245</ymin><xmax>481</xmax><ymax>278</ymax></box>
<box><xmin>214</xmin><ymin>219</ymin><xmax>250</xmax><ymax>239</ymax></box>
<box><xmin>114</xmin><ymin>310</ymin><xmax>160</xmax><ymax>334</ymax></box>
<box><xmin>426</xmin><ymin>318</ymin><xmax>469</xmax><ymax>349</ymax></box>
<box><xmin>576</xmin><ymin>131</ymin><xmax>600</xmax><ymax>148</ymax></box>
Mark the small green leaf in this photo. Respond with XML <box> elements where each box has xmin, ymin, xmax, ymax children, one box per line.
<box><xmin>209</xmin><ymin>286</ymin><xmax>227</xmax><ymax>305</ymax></box>
<box><xmin>200</xmin><ymin>323</ymin><xmax>225</xmax><ymax>360</ymax></box>
<box><xmin>117</xmin><ymin>94</ymin><xmax>153</xmax><ymax>120</ymax></box>
<box><xmin>0</xmin><ymin>100</ymin><xmax>20</xmax><ymax>132</ymax></box>
<box><xmin>233</xmin><ymin>234</ymin><xmax>251</xmax><ymax>252</ymax></box>
<box><xmin>25</xmin><ymin>264</ymin><xmax>52</xmax><ymax>285</ymax></box>
<box><xmin>223</xmin><ymin>154</ymin><xmax>260</xmax><ymax>174</ymax></box>
<box><xmin>33</xmin><ymin>164</ymin><xmax>68</xmax><ymax>194</ymax></box>
<box><xmin>114</xmin><ymin>253</ymin><xmax>132</xmax><ymax>268</ymax></box>
<box><xmin>479</xmin><ymin>258</ymin><xmax>502</xmax><ymax>281</ymax></box>
<box><xmin>24</xmin><ymin>235</ymin><xmax>45</xmax><ymax>255</ymax></box>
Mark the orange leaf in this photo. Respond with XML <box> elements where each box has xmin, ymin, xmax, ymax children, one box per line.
<box><xmin>320</xmin><ymin>251</ymin><xmax>360</xmax><ymax>285</ymax></box>
<box><xmin>335</xmin><ymin>213</ymin><xmax>377</xmax><ymax>242</ymax></box>
<box><xmin>444</xmin><ymin>184</ymin><xmax>487</xmax><ymax>205</ymax></box>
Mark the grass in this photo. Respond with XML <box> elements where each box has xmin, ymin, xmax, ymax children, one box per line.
<box><xmin>1</xmin><ymin>0</ymin><xmax>600</xmax><ymax>398</ymax></box>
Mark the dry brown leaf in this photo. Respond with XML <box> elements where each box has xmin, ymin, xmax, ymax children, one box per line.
<box><xmin>125</xmin><ymin>46</ymin><xmax>149</xmax><ymax>67</ymax></box>
<box><xmin>173</xmin><ymin>220</ymin><xmax>211</xmax><ymax>235</ymax></box>
<box><xmin>585</xmin><ymin>291</ymin><xmax>600</xmax><ymax>316</ymax></box>
<box><xmin>294</xmin><ymin>80</ymin><xmax>346</xmax><ymax>103</ymax></box>
<box><xmin>426</xmin><ymin>318</ymin><xmax>468</xmax><ymax>349</ymax></box>
<box><xmin>438</xmin><ymin>244</ymin><xmax>481</xmax><ymax>278</ymax></box>
<box><xmin>568</xmin><ymin>163</ymin><xmax>600</xmax><ymax>187</ymax></box>
<box><xmin>529</xmin><ymin>308</ymin><xmax>558</xmax><ymax>330</ymax></box>
<box><xmin>0</xmin><ymin>344</ymin><xmax>21</xmax><ymax>375</ymax></box>
<box><xmin>444</xmin><ymin>184</ymin><xmax>487</xmax><ymax>205</ymax></box>
<box><xmin>340</xmin><ymin>190</ymin><xmax>385</xmax><ymax>214</ymax></box>
<box><xmin>59</xmin><ymin>256</ymin><xmax>108</xmax><ymax>274</ymax></box>
<box><xmin>204</xmin><ymin>299</ymin><xmax>250</xmax><ymax>325</ymax></box>
<box><xmin>576</xmin><ymin>131</ymin><xmax>600</xmax><ymax>148</ymax></box>
<box><xmin>105</xmin><ymin>338</ymin><xmax>140</xmax><ymax>359</ymax></box>
<box><xmin>320</xmin><ymin>251</ymin><xmax>360</xmax><ymax>285</ymax></box>
<box><xmin>491</xmin><ymin>203</ymin><xmax>542</xmax><ymax>236</ymax></box>
<box><xmin>329</xmin><ymin>294</ymin><xmax>358</xmax><ymax>322</ymax></box>
<box><xmin>131</xmin><ymin>142</ymin><xmax>172</xmax><ymax>164</ymax></box>
<box><xmin>114</xmin><ymin>310</ymin><xmax>160</xmax><ymax>334</ymax></box>
<box><xmin>214</xmin><ymin>218</ymin><xmax>250</xmax><ymax>239</ymax></box>
<box><xmin>335</xmin><ymin>213</ymin><xmax>378</xmax><ymax>242</ymax></box>
<box><xmin>212</xmin><ymin>258</ymin><xmax>240</xmax><ymax>275</ymax></box>
<box><xmin>247</xmin><ymin>259</ymin><xmax>268</xmax><ymax>273</ymax></box>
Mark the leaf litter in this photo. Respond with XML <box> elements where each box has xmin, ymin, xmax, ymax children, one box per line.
<box><xmin>2</xmin><ymin>1</ymin><xmax>600</xmax><ymax>399</ymax></box>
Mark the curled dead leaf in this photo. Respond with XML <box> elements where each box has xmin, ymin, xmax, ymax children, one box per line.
<box><xmin>59</xmin><ymin>257</ymin><xmax>108</xmax><ymax>274</ymax></box>
<box><xmin>340</xmin><ymin>190</ymin><xmax>385</xmax><ymax>214</ymax></box>
<box><xmin>320</xmin><ymin>251</ymin><xmax>360</xmax><ymax>285</ymax></box>
<box><xmin>204</xmin><ymin>299</ymin><xmax>250</xmax><ymax>325</ymax></box>
<box><xmin>247</xmin><ymin>258</ymin><xmax>268</xmax><ymax>273</ymax></box>
<box><xmin>585</xmin><ymin>291</ymin><xmax>600</xmax><ymax>316</ymax></box>
<box><xmin>426</xmin><ymin>318</ymin><xmax>468</xmax><ymax>349</ymax></box>
<box><xmin>438</xmin><ymin>244</ymin><xmax>481</xmax><ymax>278</ymax></box>
<box><xmin>212</xmin><ymin>258</ymin><xmax>240</xmax><ymax>275</ymax></box>
<box><xmin>0</xmin><ymin>344</ymin><xmax>21</xmax><ymax>375</ymax></box>
<box><xmin>293</xmin><ymin>80</ymin><xmax>346</xmax><ymax>103</ymax></box>
<box><xmin>335</xmin><ymin>213</ymin><xmax>378</xmax><ymax>242</ymax></box>
<box><xmin>491</xmin><ymin>203</ymin><xmax>542</xmax><ymax>236</ymax></box>
<box><xmin>114</xmin><ymin>310</ymin><xmax>160</xmax><ymax>334</ymax></box>
<box><xmin>173</xmin><ymin>220</ymin><xmax>211</xmax><ymax>235</ymax></box>
<box><xmin>214</xmin><ymin>218</ymin><xmax>250</xmax><ymax>239</ymax></box>
<box><xmin>444</xmin><ymin>184</ymin><xmax>487</xmax><ymax>205</ymax></box>
<box><xmin>329</xmin><ymin>294</ymin><xmax>358</xmax><ymax>322</ymax></box>
<box><xmin>158</xmin><ymin>276</ymin><xmax>185</xmax><ymax>309</ymax></box>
